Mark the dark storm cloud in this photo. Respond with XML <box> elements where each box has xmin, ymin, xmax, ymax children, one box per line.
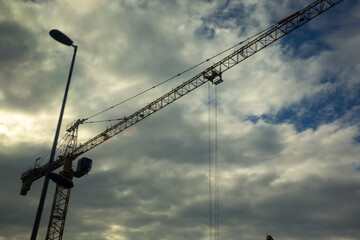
<box><xmin>62</xmin><ymin>152</ymin><xmax>211</xmax><ymax>240</ymax></box>
<box><xmin>0</xmin><ymin>21</ymin><xmax>34</xmax><ymax>63</ymax></box>
<box><xmin>0</xmin><ymin>142</ymin><xmax>51</xmax><ymax>239</ymax></box>
<box><xmin>219</xmin><ymin>122</ymin><xmax>284</xmax><ymax>166</ymax></box>
<box><xmin>122</xmin><ymin>107</ymin><xmax>210</xmax><ymax>164</ymax></box>
<box><xmin>254</xmin><ymin>176</ymin><xmax>360</xmax><ymax>240</ymax></box>
<box><xmin>215</xmin><ymin>172</ymin><xmax>360</xmax><ymax>240</ymax></box>
<box><xmin>0</xmin><ymin>19</ymin><xmax>77</xmax><ymax>114</ymax></box>
<box><xmin>78</xmin><ymin>104</ymin><xmax>212</xmax><ymax>166</ymax></box>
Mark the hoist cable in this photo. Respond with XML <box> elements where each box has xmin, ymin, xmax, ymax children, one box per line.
<box><xmin>215</xmin><ymin>85</ymin><xmax>219</xmax><ymax>240</ymax></box>
<box><xmin>208</xmin><ymin>82</ymin><xmax>213</xmax><ymax>240</ymax></box>
<box><xmin>208</xmin><ymin>83</ymin><xmax>221</xmax><ymax>240</ymax></box>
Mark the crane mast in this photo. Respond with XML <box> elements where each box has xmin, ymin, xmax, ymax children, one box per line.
<box><xmin>20</xmin><ymin>0</ymin><xmax>345</xmax><ymax>239</ymax></box>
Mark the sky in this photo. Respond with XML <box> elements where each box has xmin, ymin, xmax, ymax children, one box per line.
<box><xmin>1</xmin><ymin>0</ymin><xmax>360</xmax><ymax>240</ymax></box>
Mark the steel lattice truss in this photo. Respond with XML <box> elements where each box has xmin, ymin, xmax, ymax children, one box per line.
<box><xmin>45</xmin><ymin>186</ymin><xmax>71</xmax><ymax>240</ymax></box>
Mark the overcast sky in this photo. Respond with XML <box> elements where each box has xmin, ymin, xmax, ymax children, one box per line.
<box><xmin>1</xmin><ymin>0</ymin><xmax>360</xmax><ymax>240</ymax></box>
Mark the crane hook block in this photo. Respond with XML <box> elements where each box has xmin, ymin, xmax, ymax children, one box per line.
<box><xmin>204</xmin><ymin>68</ymin><xmax>223</xmax><ymax>85</ymax></box>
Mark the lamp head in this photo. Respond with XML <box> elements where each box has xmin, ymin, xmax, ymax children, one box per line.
<box><xmin>49</xmin><ymin>29</ymin><xmax>74</xmax><ymax>46</ymax></box>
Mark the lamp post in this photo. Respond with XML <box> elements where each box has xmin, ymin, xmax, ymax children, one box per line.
<box><xmin>30</xmin><ymin>29</ymin><xmax>78</xmax><ymax>240</ymax></box>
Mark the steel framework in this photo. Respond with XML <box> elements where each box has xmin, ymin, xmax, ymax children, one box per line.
<box><xmin>45</xmin><ymin>186</ymin><xmax>71</xmax><ymax>240</ymax></box>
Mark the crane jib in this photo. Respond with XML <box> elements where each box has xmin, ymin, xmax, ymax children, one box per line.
<box><xmin>70</xmin><ymin>0</ymin><xmax>345</xmax><ymax>159</ymax></box>
<box><xmin>20</xmin><ymin>0</ymin><xmax>345</xmax><ymax>195</ymax></box>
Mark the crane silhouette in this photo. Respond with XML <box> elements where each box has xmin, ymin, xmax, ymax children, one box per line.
<box><xmin>20</xmin><ymin>0</ymin><xmax>345</xmax><ymax>239</ymax></box>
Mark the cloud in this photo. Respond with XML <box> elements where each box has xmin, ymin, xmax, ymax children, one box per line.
<box><xmin>1</xmin><ymin>0</ymin><xmax>359</xmax><ymax>240</ymax></box>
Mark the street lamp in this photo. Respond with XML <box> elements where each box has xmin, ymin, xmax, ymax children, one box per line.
<box><xmin>30</xmin><ymin>29</ymin><xmax>78</xmax><ymax>240</ymax></box>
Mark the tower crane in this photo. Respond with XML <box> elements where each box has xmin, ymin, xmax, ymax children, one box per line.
<box><xmin>20</xmin><ymin>0</ymin><xmax>345</xmax><ymax>239</ymax></box>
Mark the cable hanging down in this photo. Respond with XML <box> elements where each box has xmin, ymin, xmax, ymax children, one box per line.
<box><xmin>208</xmin><ymin>82</ymin><xmax>220</xmax><ymax>240</ymax></box>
